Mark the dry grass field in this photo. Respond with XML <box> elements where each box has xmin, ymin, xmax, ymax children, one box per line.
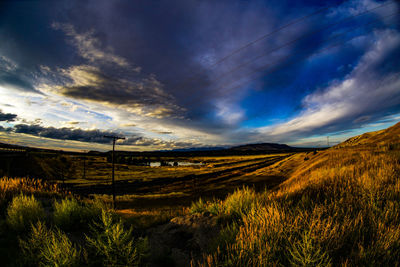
<box><xmin>0</xmin><ymin>122</ymin><xmax>399</xmax><ymax>266</ymax></box>
<box><xmin>190</xmin><ymin>122</ymin><xmax>400</xmax><ymax>266</ymax></box>
<box><xmin>63</xmin><ymin>153</ymin><xmax>293</xmax><ymax>210</ymax></box>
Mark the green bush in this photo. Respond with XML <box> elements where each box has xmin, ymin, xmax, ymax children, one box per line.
<box><xmin>83</xmin><ymin>197</ymin><xmax>108</xmax><ymax>222</ymax></box>
<box><xmin>85</xmin><ymin>210</ymin><xmax>149</xmax><ymax>266</ymax></box>
<box><xmin>19</xmin><ymin>221</ymin><xmax>49</xmax><ymax>265</ymax></box>
<box><xmin>53</xmin><ymin>198</ymin><xmax>83</xmax><ymax>230</ymax></box>
<box><xmin>53</xmin><ymin>197</ymin><xmax>106</xmax><ymax>231</ymax></box>
<box><xmin>20</xmin><ymin>221</ymin><xmax>80</xmax><ymax>267</ymax></box>
<box><xmin>41</xmin><ymin>228</ymin><xmax>80</xmax><ymax>267</ymax></box>
<box><xmin>7</xmin><ymin>194</ymin><xmax>45</xmax><ymax>232</ymax></box>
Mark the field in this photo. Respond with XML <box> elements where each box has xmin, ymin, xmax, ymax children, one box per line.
<box><xmin>64</xmin><ymin>153</ymin><xmax>294</xmax><ymax>210</ymax></box>
<box><xmin>0</xmin><ymin>122</ymin><xmax>399</xmax><ymax>266</ymax></box>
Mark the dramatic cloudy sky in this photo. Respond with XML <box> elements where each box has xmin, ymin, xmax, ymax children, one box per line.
<box><xmin>0</xmin><ymin>0</ymin><xmax>399</xmax><ymax>151</ymax></box>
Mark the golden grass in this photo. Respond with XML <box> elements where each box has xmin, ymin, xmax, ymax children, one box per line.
<box><xmin>192</xmin><ymin>142</ymin><xmax>400</xmax><ymax>265</ymax></box>
<box><xmin>0</xmin><ymin>177</ymin><xmax>60</xmax><ymax>195</ymax></box>
<box><xmin>0</xmin><ymin>177</ymin><xmax>63</xmax><ymax>210</ymax></box>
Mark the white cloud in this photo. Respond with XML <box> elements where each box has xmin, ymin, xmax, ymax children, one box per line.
<box><xmin>258</xmin><ymin>29</ymin><xmax>400</xmax><ymax>139</ymax></box>
<box><xmin>52</xmin><ymin>23</ymin><xmax>133</xmax><ymax>68</ymax></box>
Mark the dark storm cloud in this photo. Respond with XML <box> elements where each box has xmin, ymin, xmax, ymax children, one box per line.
<box><xmin>0</xmin><ymin>110</ymin><xmax>17</xmax><ymax>122</ymax></box>
<box><xmin>1</xmin><ymin>123</ymin><xmax>197</xmax><ymax>149</ymax></box>
<box><xmin>48</xmin><ymin>0</ymin><xmax>324</xmax><ymax>124</ymax></box>
<box><xmin>10</xmin><ymin>124</ymin><xmax>122</xmax><ymax>144</ymax></box>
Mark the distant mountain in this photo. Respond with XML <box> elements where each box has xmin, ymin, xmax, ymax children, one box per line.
<box><xmin>160</xmin><ymin>146</ymin><xmax>227</xmax><ymax>152</ymax></box>
<box><xmin>229</xmin><ymin>143</ymin><xmax>294</xmax><ymax>151</ymax></box>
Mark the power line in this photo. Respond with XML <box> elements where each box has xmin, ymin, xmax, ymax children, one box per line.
<box><xmin>198</xmin><ymin>10</ymin><xmax>399</xmax><ymax>103</ymax></box>
<box><xmin>170</xmin><ymin>2</ymin><xmax>345</xmax><ymax>91</ymax></box>
<box><xmin>171</xmin><ymin>1</ymin><xmax>393</xmax><ymax>94</ymax></box>
<box><xmin>209</xmin><ymin>4</ymin><xmax>340</xmax><ymax>68</ymax></box>
<box><xmin>178</xmin><ymin>8</ymin><xmax>398</xmax><ymax>111</ymax></box>
<box><xmin>203</xmin><ymin>1</ymin><xmax>395</xmax><ymax>88</ymax></box>
<box><xmin>222</xmin><ymin>11</ymin><xmax>399</xmax><ymax>123</ymax></box>
<box><xmin>211</xmin><ymin>10</ymin><xmax>399</xmax><ymax>95</ymax></box>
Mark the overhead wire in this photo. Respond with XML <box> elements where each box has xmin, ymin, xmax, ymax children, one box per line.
<box><xmin>169</xmin><ymin>2</ymin><xmax>346</xmax><ymax>91</ymax></box>
<box><xmin>203</xmin><ymin>1</ymin><xmax>395</xmax><ymax>87</ymax></box>
<box><xmin>177</xmin><ymin>3</ymin><xmax>397</xmax><ymax>110</ymax></box>
<box><xmin>212</xmin><ymin>11</ymin><xmax>399</xmax><ymax>98</ymax></box>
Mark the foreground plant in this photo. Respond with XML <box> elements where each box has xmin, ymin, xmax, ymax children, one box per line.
<box><xmin>20</xmin><ymin>221</ymin><xmax>80</xmax><ymax>267</ymax></box>
<box><xmin>7</xmin><ymin>194</ymin><xmax>45</xmax><ymax>232</ymax></box>
<box><xmin>53</xmin><ymin>198</ymin><xmax>83</xmax><ymax>230</ymax></box>
<box><xmin>85</xmin><ymin>210</ymin><xmax>149</xmax><ymax>266</ymax></box>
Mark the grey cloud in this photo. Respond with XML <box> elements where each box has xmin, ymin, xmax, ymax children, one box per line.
<box><xmin>41</xmin><ymin>22</ymin><xmax>184</xmax><ymax>119</ymax></box>
<box><xmin>120</xmin><ymin>136</ymin><xmax>197</xmax><ymax>149</ymax></box>
<box><xmin>0</xmin><ymin>110</ymin><xmax>17</xmax><ymax>122</ymax></box>
<box><xmin>53</xmin><ymin>65</ymin><xmax>183</xmax><ymax>118</ymax></box>
<box><xmin>10</xmin><ymin>124</ymin><xmax>124</xmax><ymax>144</ymax></box>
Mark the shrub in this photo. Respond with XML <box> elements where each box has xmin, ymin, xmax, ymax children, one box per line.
<box><xmin>7</xmin><ymin>194</ymin><xmax>45</xmax><ymax>232</ymax></box>
<box><xmin>20</xmin><ymin>221</ymin><xmax>80</xmax><ymax>267</ymax></box>
<box><xmin>53</xmin><ymin>197</ymin><xmax>106</xmax><ymax>231</ymax></box>
<box><xmin>85</xmin><ymin>210</ymin><xmax>149</xmax><ymax>266</ymax></box>
<box><xmin>53</xmin><ymin>198</ymin><xmax>83</xmax><ymax>230</ymax></box>
<box><xmin>41</xmin><ymin>228</ymin><xmax>80</xmax><ymax>267</ymax></box>
<box><xmin>19</xmin><ymin>221</ymin><xmax>50</xmax><ymax>265</ymax></box>
<box><xmin>83</xmin><ymin>197</ymin><xmax>108</xmax><ymax>222</ymax></box>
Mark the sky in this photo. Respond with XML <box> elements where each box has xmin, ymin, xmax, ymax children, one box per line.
<box><xmin>0</xmin><ymin>0</ymin><xmax>400</xmax><ymax>151</ymax></box>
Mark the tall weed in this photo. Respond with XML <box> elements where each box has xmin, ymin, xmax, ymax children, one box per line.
<box><xmin>20</xmin><ymin>221</ymin><xmax>80</xmax><ymax>267</ymax></box>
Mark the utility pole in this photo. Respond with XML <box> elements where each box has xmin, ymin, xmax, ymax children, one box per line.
<box><xmin>327</xmin><ymin>136</ymin><xmax>330</xmax><ymax>147</ymax></box>
<box><xmin>82</xmin><ymin>156</ymin><xmax>86</xmax><ymax>180</ymax></box>
<box><xmin>104</xmin><ymin>135</ymin><xmax>125</xmax><ymax>209</ymax></box>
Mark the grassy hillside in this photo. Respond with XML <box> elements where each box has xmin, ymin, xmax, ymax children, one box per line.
<box><xmin>190</xmin><ymin>122</ymin><xmax>400</xmax><ymax>266</ymax></box>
